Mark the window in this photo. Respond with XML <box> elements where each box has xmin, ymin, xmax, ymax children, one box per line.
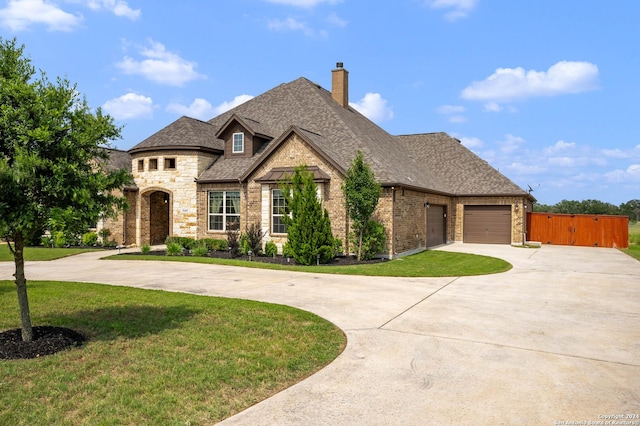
<box><xmin>137</xmin><ymin>159</ymin><xmax>144</xmax><ymax>172</ymax></box>
<box><xmin>149</xmin><ymin>158</ymin><xmax>158</xmax><ymax>170</ymax></box>
<box><xmin>232</xmin><ymin>133</ymin><xmax>244</xmax><ymax>153</ymax></box>
<box><xmin>164</xmin><ymin>158</ymin><xmax>176</xmax><ymax>170</ymax></box>
<box><xmin>208</xmin><ymin>191</ymin><xmax>240</xmax><ymax>231</ymax></box>
<box><xmin>272</xmin><ymin>189</ymin><xmax>287</xmax><ymax>234</ymax></box>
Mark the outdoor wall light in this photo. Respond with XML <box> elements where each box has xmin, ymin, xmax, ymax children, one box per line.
<box><xmin>424</xmin><ymin>202</ymin><xmax>430</xmax><ymax>208</ymax></box>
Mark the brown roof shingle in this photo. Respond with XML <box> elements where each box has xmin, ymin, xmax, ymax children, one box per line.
<box><xmin>129</xmin><ymin>116</ymin><xmax>222</xmax><ymax>154</ymax></box>
<box><xmin>133</xmin><ymin>76</ymin><xmax>528</xmax><ymax>197</ymax></box>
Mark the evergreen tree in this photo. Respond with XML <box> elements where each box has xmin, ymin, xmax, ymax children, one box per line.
<box><xmin>280</xmin><ymin>165</ymin><xmax>335</xmax><ymax>265</ymax></box>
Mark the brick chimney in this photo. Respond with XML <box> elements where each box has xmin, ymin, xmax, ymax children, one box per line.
<box><xmin>332</xmin><ymin>62</ymin><xmax>349</xmax><ymax>108</ymax></box>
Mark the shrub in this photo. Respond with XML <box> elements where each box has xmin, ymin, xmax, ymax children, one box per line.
<box><xmin>238</xmin><ymin>233</ymin><xmax>250</xmax><ymax>255</ymax></box>
<box><xmin>201</xmin><ymin>238</ymin><xmax>228</xmax><ymax>251</ymax></box>
<box><xmin>192</xmin><ymin>243</ymin><xmax>209</xmax><ymax>257</ymax></box>
<box><xmin>166</xmin><ymin>242</ymin><xmax>183</xmax><ymax>256</ymax></box>
<box><xmin>41</xmin><ymin>235</ymin><xmax>53</xmax><ymax>247</ymax></box>
<box><xmin>282</xmin><ymin>242</ymin><xmax>295</xmax><ymax>259</ymax></box>
<box><xmin>82</xmin><ymin>232</ymin><xmax>99</xmax><ymax>247</ymax></box>
<box><xmin>98</xmin><ymin>228</ymin><xmax>111</xmax><ymax>245</ymax></box>
<box><xmin>226</xmin><ymin>223</ymin><xmax>241</xmax><ymax>257</ymax></box>
<box><xmin>140</xmin><ymin>244</ymin><xmax>151</xmax><ymax>254</ymax></box>
<box><xmin>53</xmin><ymin>231</ymin><xmax>66</xmax><ymax>248</ymax></box>
<box><xmin>244</xmin><ymin>222</ymin><xmax>266</xmax><ymax>255</ymax></box>
<box><xmin>165</xmin><ymin>236</ymin><xmax>196</xmax><ymax>250</ymax></box>
<box><xmin>265</xmin><ymin>241</ymin><xmax>278</xmax><ymax>257</ymax></box>
<box><xmin>350</xmin><ymin>220</ymin><xmax>386</xmax><ymax>260</ymax></box>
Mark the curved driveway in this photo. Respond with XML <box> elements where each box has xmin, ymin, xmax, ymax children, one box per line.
<box><xmin>1</xmin><ymin>244</ymin><xmax>639</xmax><ymax>425</ymax></box>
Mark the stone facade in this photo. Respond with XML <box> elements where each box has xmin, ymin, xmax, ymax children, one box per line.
<box><xmin>129</xmin><ymin>149</ymin><xmax>217</xmax><ymax>245</ymax></box>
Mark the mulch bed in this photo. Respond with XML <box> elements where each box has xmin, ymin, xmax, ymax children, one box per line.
<box><xmin>0</xmin><ymin>326</ymin><xmax>86</xmax><ymax>360</ymax></box>
<box><xmin>142</xmin><ymin>250</ymin><xmax>388</xmax><ymax>266</ymax></box>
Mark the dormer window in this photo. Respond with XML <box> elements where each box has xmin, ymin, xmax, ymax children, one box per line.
<box><xmin>232</xmin><ymin>133</ymin><xmax>244</xmax><ymax>153</ymax></box>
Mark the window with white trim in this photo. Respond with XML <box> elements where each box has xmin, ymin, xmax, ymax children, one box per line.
<box><xmin>272</xmin><ymin>189</ymin><xmax>287</xmax><ymax>234</ymax></box>
<box><xmin>232</xmin><ymin>133</ymin><xmax>244</xmax><ymax>153</ymax></box>
<box><xmin>208</xmin><ymin>191</ymin><xmax>240</xmax><ymax>231</ymax></box>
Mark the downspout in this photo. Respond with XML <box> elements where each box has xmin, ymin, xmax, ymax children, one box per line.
<box><xmin>391</xmin><ymin>187</ymin><xmax>396</xmax><ymax>258</ymax></box>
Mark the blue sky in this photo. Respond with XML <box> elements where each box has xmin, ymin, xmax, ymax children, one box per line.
<box><xmin>1</xmin><ymin>0</ymin><xmax>638</xmax><ymax>205</ymax></box>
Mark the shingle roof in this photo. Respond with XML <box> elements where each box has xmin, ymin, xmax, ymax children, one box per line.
<box><xmin>203</xmin><ymin>77</ymin><xmax>449</xmax><ymax>190</ymax></box>
<box><xmin>395</xmin><ymin>133</ymin><xmax>529</xmax><ymax>196</ymax></box>
<box><xmin>103</xmin><ymin>148</ymin><xmax>131</xmax><ymax>172</ymax></box>
<box><xmin>136</xmin><ymin>77</ymin><xmax>528</xmax><ymax>197</ymax></box>
<box><xmin>129</xmin><ymin>116</ymin><xmax>222</xmax><ymax>154</ymax></box>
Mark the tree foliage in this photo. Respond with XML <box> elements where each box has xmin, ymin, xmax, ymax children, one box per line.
<box><xmin>0</xmin><ymin>38</ymin><xmax>132</xmax><ymax>341</ymax></box>
<box><xmin>533</xmin><ymin>198</ymin><xmax>639</xmax><ymax>220</ymax></box>
<box><xmin>280</xmin><ymin>165</ymin><xmax>335</xmax><ymax>265</ymax></box>
<box><xmin>342</xmin><ymin>150</ymin><xmax>383</xmax><ymax>260</ymax></box>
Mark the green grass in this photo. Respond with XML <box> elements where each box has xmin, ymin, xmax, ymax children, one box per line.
<box><xmin>622</xmin><ymin>222</ymin><xmax>640</xmax><ymax>261</ymax></box>
<box><xmin>0</xmin><ymin>245</ymin><xmax>101</xmax><ymax>262</ymax></box>
<box><xmin>0</xmin><ymin>280</ymin><xmax>345</xmax><ymax>425</ymax></box>
<box><xmin>110</xmin><ymin>249</ymin><xmax>512</xmax><ymax>277</ymax></box>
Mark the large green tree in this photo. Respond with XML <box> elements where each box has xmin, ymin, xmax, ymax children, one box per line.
<box><xmin>0</xmin><ymin>38</ymin><xmax>132</xmax><ymax>341</ymax></box>
<box><xmin>280</xmin><ymin>165</ymin><xmax>335</xmax><ymax>265</ymax></box>
<box><xmin>342</xmin><ymin>150</ymin><xmax>382</xmax><ymax>261</ymax></box>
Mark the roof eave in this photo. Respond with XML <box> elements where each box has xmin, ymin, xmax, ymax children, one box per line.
<box><xmin>128</xmin><ymin>145</ymin><xmax>222</xmax><ymax>155</ymax></box>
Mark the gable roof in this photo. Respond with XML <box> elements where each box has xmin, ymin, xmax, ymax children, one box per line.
<box><xmin>129</xmin><ymin>116</ymin><xmax>222</xmax><ymax>154</ymax></box>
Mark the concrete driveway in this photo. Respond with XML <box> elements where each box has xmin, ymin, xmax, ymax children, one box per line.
<box><xmin>1</xmin><ymin>243</ymin><xmax>638</xmax><ymax>425</ymax></box>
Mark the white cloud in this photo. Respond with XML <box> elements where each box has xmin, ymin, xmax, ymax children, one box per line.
<box><xmin>213</xmin><ymin>94</ymin><xmax>254</xmax><ymax>115</ymax></box>
<box><xmin>268</xmin><ymin>17</ymin><xmax>307</xmax><ymax>31</ymax></box>
<box><xmin>436</xmin><ymin>104</ymin><xmax>466</xmax><ymax>114</ymax></box>
<box><xmin>326</xmin><ymin>12</ymin><xmax>347</xmax><ymax>27</ymax></box>
<box><xmin>0</xmin><ymin>0</ymin><xmax>83</xmax><ymax>31</ymax></box>
<box><xmin>601</xmin><ymin>148</ymin><xmax>629</xmax><ymax>159</ymax></box>
<box><xmin>483</xmin><ymin>102</ymin><xmax>502</xmax><ymax>112</ymax></box>
<box><xmin>350</xmin><ymin>93</ymin><xmax>394</xmax><ymax>122</ymax></box>
<box><xmin>87</xmin><ymin>0</ymin><xmax>140</xmax><ymax>20</ymax></box>
<box><xmin>264</xmin><ymin>0</ymin><xmax>342</xmax><ymax>7</ymax></box>
<box><xmin>458</xmin><ymin>136</ymin><xmax>484</xmax><ymax>149</ymax></box>
<box><xmin>498</xmin><ymin>133</ymin><xmax>525</xmax><ymax>154</ymax></box>
<box><xmin>102</xmin><ymin>93</ymin><xmax>153</xmax><ymax>120</ymax></box>
<box><xmin>604</xmin><ymin>164</ymin><xmax>640</xmax><ymax>183</ymax></box>
<box><xmin>426</xmin><ymin>0</ymin><xmax>478</xmax><ymax>21</ymax></box>
<box><xmin>461</xmin><ymin>61</ymin><xmax>599</xmax><ymax>102</ymax></box>
<box><xmin>448</xmin><ymin>115</ymin><xmax>467</xmax><ymax>123</ymax></box>
<box><xmin>166</xmin><ymin>95</ymin><xmax>253</xmax><ymax>120</ymax></box>
<box><xmin>166</xmin><ymin>98</ymin><xmax>215</xmax><ymax>120</ymax></box>
<box><xmin>544</xmin><ymin>140</ymin><xmax>576</xmax><ymax>154</ymax></box>
<box><xmin>116</xmin><ymin>39</ymin><xmax>205</xmax><ymax>86</ymax></box>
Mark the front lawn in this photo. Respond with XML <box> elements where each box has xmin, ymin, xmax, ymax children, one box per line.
<box><xmin>0</xmin><ymin>280</ymin><xmax>345</xmax><ymax>425</ymax></box>
<box><xmin>111</xmin><ymin>249</ymin><xmax>512</xmax><ymax>277</ymax></box>
<box><xmin>0</xmin><ymin>245</ymin><xmax>100</xmax><ymax>262</ymax></box>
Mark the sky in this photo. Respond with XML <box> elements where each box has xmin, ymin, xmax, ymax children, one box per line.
<box><xmin>1</xmin><ymin>0</ymin><xmax>639</xmax><ymax>205</ymax></box>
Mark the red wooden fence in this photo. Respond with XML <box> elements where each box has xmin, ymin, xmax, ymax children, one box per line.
<box><xmin>527</xmin><ymin>212</ymin><xmax>628</xmax><ymax>248</ymax></box>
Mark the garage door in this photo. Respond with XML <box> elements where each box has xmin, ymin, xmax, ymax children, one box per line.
<box><xmin>463</xmin><ymin>205</ymin><xmax>511</xmax><ymax>244</ymax></box>
<box><xmin>427</xmin><ymin>205</ymin><xmax>446</xmax><ymax>247</ymax></box>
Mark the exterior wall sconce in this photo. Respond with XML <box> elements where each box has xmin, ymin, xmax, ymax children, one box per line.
<box><xmin>163</xmin><ymin>193</ymin><xmax>169</xmax><ymax>204</ymax></box>
<box><xmin>424</xmin><ymin>202</ymin><xmax>430</xmax><ymax>208</ymax></box>
<box><xmin>515</xmin><ymin>204</ymin><xmax>519</xmax><ymax>211</ymax></box>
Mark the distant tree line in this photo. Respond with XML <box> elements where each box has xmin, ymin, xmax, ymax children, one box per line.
<box><xmin>533</xmin><ymin>199</ymin><xmax>640</xmax><ymax>221</ymax></box>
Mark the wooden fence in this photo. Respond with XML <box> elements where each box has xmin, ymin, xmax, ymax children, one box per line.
<box><xmin>527</xmin><ymin>212</ymin><xmax>628</xmax><ymax>248</ymax></box>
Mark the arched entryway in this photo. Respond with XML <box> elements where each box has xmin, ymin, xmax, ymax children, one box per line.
<box><xmin>141</xmin><ymin>190</ymin><xmax>171</xmax><ymax>245</ymax></box>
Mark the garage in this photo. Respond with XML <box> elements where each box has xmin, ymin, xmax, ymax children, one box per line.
<box><xmin>463</xmin><ymin>205</ymin><xmax>511</xmax><ymax>244</ymax></box>
<box><xmin>427</xmin><ymin>205</ymin><xmax>446</xmax><ymax>247</ymax></box>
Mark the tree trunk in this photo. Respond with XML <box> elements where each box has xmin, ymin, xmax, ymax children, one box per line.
<box><xmin>12</xmin><ymin>232</ymin><xmax>33</xmax><ymax>342</ymax></box>
<box><xmin>357</xmin><ymin>227</ymin><xmax>364</xmax><ymax>262</ymax></box>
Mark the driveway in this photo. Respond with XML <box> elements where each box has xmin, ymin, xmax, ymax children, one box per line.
<box><xmin>1</xmin><ymin>244</ymin><xmax>638</xmax><ymax>425</ymax></box>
